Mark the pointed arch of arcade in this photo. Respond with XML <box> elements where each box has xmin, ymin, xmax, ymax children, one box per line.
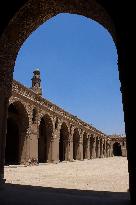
<box><xmin>73</xmin><ymin>128</ymin><xmax>80</xmax><ymax>160</ymax></box>
<box><xmin>83</xmin><ymin>132</ymin><xmax>88</xmax><ymax>160</ymax></box>
<box><xmin>38</xmin><ymin>114</ymin><xmax>53</xmax><ymax>163</ymax></box>
<box><xmin>113</xmin><ymin>142</ymin><xmax>122</xmax><ymax>156</ymax></box>
<box><xmin>0</xmin><ymin>0</ymin><xmax>134</xmax><ymax>202</ymax></box>
<box><xmin>59</xmin><ymin>122</ymin><xmax>69</xmax><ymax>162</ymax></box>
<box><xmin>5</xmin><ymin>101</ymin><xmax>29</xmax><ymax>165</ymax></box>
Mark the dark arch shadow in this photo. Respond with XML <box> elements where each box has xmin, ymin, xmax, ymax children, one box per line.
<box><xmin>38</xmin><ymin>114</ymin><xmax>53</xmax><ymax>163</ymax></box>
<box><xmin>5</xmin><ymin>118</ymin><xmax>19</xmax><ymax>165</ymax></box>
<box><xmin>0</xmin><ymin>183</ymin><xmax>130</xmax><ymax>205</ymax></box>
<box><xmin>73</xmin><ymin>128</ymin><xmax>80</xmax><ymax>160</ymax></box>
<box><xmin>113</xmin><ymin>142</ymin><xmax>122</xmax><ymax>156</ymax></box>
<box><xmin>5</xmin><ymin>102</ymin><xmax>29</xmax><ymax>165</ymax></box>
<box><xmin>59</xmin><ymin>122</ymin><xmax>69</xmax><ymax>162</ymax></box>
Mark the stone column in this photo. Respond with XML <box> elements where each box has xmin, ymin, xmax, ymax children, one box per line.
<box><xmin>19</xmin><ymin>129</ymin><xmax>29</xmax><ymax>164</ymax></box>
<box><xmin>103</xmin><ymin>140</ymin><xmax>105</xmax><ymax>158</ymax></box>
<box><xmin>96</xmin><ymin>138</ymin><xmax>100</xmax><ymax>158</ymax></box>
<box><xmin>91</xmin><ymin>137</ymin><xmax>96</xmax><ymax>159</ymax></box>
<box><xmin>0</xmin><ymin>95</ymin><xmax>8</xmax><ymax>185</ymax></box>
<box><xmin>104</xmin><ymin>140</ymin><xmax>107</xmax><ymax>157</ymax></box>
<box><xmin>97</xmin><ymin>139</ymin><xmax>100</xmax><ymax>158</ymax></box>
<box><xmin>78</xmin><ymin>138</ymin><xmax>83</xmax><ymax>160</ymax></box>
<box><xmin>68</xmin><ymin>137</ymin><xmax>73</xmax><ymax>161</ymax></box>
<box><xmin>64</xmin><ymin>140</ymin><xmax>68</xmax><ymax>161</ymax></box>
<box><xmin>87</xmin><ymin>136</ymin><xmax>90</xmax><ymax>159</ymax></box>
<box><xmin>0</xmin><ymin>67</ymin><xmax>13</xmax><ymax>186</ymax></box>
<box><xmin>51</xmin><ymin>130</ymin><xmax>59</xmax><ymax>163</ymax></box>
<box><xmin>105</xmin><ymin>141</ymin><xmax>108</xmax><ymax>157</ymax></box>
<box><xmin>68</xmin><ymin>126</ymin><xmax>74</xmax><ymax>161</ymax></box>
<box><xmin>28</xmin><ymin>123</ymin><xmax>38</xmax><ymax>163</ymax></box>
<box><xmin>109</xmin><ymin>143</ymin><xmax>111</xmax><ymax>157</ymax></box>
<box><xmin>46</xmin><ymin>137</ymin><xmax>52</xmax><ymax>163</ymax></box>
<box><xmin>110</xmin><ymin>142</ymin><xmax>113</xmax><ymax>157</ymax></box>
<box><xmin>24</xmin><ymin>134</ymin><xmax>30</xmax><ymax>163</ymax></box>
<box><xmin>100</xmin><ymin>139</ymin><xmax>104</xmax><ymax>158</ymax></box>
<box><xmin>121</xmin><ymin>141</ymin><xmax>127</xmax><ymax>157</ymax></box>
<box><xmin>107</xmin><ymin>142</ymin><xmax>110</xmax><ymax>157</ymax></box>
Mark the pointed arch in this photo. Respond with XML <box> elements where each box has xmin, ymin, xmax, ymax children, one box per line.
<box><xmin>113</xmin><ymin>142</ymin><xmax>122</xmax><ymax>156</ymax></box>
<box><xmin>5</xmin><ymin>101</ymin><xmax>29</xmax><ymax>165</ymax></box>
<box><xmin>59</xmin><ymin>122</ymin><xmax>69</xmax><ymax>162</ymax></box>
<box><xmin>73</xmin><ymin>128</ymin><xmax>80</xmax><ymax>160</ymax></box>
<box><xmin>38</xmin><ymin>114</ymin><xmax>53</xmax><ymax>163</ymax></box>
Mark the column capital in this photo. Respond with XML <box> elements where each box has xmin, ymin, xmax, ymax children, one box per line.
<box><xmin>79</xmin><ymin>139</ymin><xmax>83</xmax><ymax>145</ymax></box>
<box><xmin>50</xmin><ymin>137</ymin><xmax>55</xmax><ymax>142</ymax></box>
<box><xmin>69</xmin><ymin>125</ymin><xmax>75</xmax><ymax>136</ymax></box>
<box><xmin>68</xmin><ymin>139</ymin><xmax>73</xmax><ymax>143</ymax></box>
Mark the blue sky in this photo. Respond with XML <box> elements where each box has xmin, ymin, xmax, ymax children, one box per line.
<box><xmin>14</xmin><ymin>13</ymin><xmax>125</xmax><ymax>135</ymax></box>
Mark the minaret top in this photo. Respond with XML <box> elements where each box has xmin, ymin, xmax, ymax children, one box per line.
<box><xmin>34</xmin><ymin>68</ymin><xmax>40</xmax><ymax>73</ymax></box>
<box><xmin>31</xmin><ymin>68</ymin><xmax>42</xmax><ymax>96</ymax></box>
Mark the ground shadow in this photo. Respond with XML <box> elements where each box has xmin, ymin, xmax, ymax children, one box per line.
<box><xmin>0</xmin><ymin>183</ymin><xmax>130</xmax><ymax>205</ymax></box>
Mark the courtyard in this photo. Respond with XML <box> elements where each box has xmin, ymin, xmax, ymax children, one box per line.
<box><xmin>0</xmin><ymin>157</ymin><xmax>130</xmax><ymax>205</ymax></box>
<box><xmin>4</xmin><ymin>157</ymin><xmax>128</xmax><ymax>192</ymax></box>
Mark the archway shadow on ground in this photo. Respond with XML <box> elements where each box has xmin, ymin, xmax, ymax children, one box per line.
<box><xmin>0</xmin><ymin>183</ymin><xmax>130</xmax><ymax>205</ymax></box>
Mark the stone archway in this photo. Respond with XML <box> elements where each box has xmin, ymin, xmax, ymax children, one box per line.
<box><xmin>113</xmin><ymin>142</ymin><xmax>122</xmax><ymax>156</ymax></box>
<box><xmin>0</xmin><ymin>0</ymin><xmax>134</xmax><ymax>202</ymax></box>
<box><xmin>83</xmin><ymin>132</ymin><xmax>88</xmax><ymax>159</ymax></box>
<box><xmin>59</xmin><ymin>122</ymin><xmax>69</xmax><ymax>162</ymax></box>
<box><xmin>73</xmin><ymin>128</ymin><xmax>80</xmax><ymax>160</ymax></box>
<box><xmin>38</xmin><ymin>114</ymin><xmax>53</xmax><ymax>163</ymax></box>
<box><xmin>5</xmin><ymin>102</ymin><xmax>29</xmax><ymax>165</ymax></box>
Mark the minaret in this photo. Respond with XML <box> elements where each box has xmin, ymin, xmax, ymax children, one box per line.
<box><xmin>31</xmin><ymin>68</ymin><xmax>42</xmax><ymax>95</ymax></box>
